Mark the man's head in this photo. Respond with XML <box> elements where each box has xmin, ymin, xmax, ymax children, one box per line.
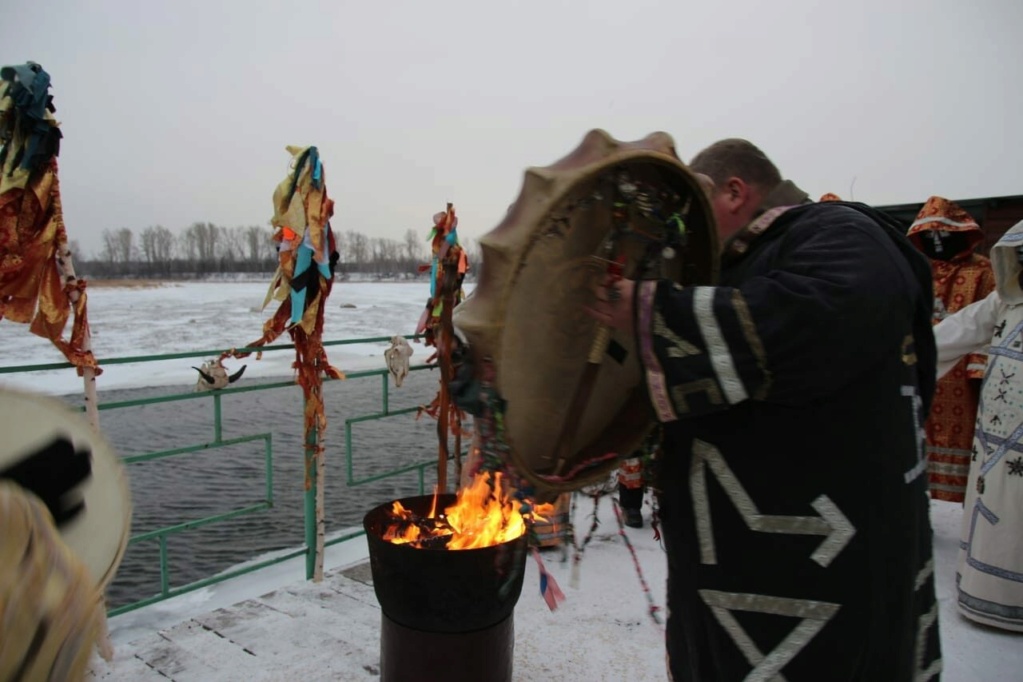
<box><xmin>689</xmin><ymin>139</ymin><xmax>782</xmax><ymax>240</ymax></box>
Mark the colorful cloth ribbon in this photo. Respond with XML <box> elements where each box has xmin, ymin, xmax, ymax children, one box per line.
<box><xmin>531</xmin><ymin>546</ymin><xmax>566</xmax><ymax>611</ymax></box>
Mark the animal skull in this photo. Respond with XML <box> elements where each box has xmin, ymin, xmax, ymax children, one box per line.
<box><xmin>384</xmin><ymin>336</ymin><xmax>414</xmax><ymax>387</ymax></box>
<box><xmin>192</xmin><ymin>359</ymin><xmax>246</xmax><ymax>392</ymax></box>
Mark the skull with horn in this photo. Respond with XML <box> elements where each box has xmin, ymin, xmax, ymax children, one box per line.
<box><xmin>192</xmin><ymin>358</ymin><xmax>246</xmax><ymax>392</ymax></box>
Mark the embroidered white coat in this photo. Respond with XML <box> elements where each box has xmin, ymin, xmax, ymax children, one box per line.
<box><xmin>934</xmin><ymin>218</ymin><xmax>1023</xmax><ymax>631</ymax></box>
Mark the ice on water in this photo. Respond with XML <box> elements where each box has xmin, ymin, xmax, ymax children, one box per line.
<box><xmin>0</xmin><ymin>279</ymin><xmax>464</xmax><ymax>396</ymax></box>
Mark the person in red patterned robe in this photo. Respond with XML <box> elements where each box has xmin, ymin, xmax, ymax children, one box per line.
<box><xmin>907</xmin><ymin>196</ymin><xmax>995</xmax><ymax>502</ymax></box>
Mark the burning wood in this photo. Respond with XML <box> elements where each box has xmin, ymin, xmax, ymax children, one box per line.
<box><xmin>381</xmin><ymin>471</ymin><xmax>553</xmax><ymax>550</ymax></box>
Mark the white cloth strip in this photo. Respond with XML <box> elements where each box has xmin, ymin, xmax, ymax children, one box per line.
<box><xmin>910</xmin><ymin>215</ymin><xmax>978</xmax><ymax>230</ymax></box>
<box><xmin>693</xmin><ymin>287</ymin><xmax>749</xmax><ymax>404</ymax></box>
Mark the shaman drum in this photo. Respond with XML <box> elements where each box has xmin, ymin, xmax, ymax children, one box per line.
<box><xmin>454</xmin><ymin>130</ymin><xmax>718</xmax><ymax>494</ymax></box>
<box><xmin>0</xmin><ymin>388</ymin><xmax>131</xmax><ymax>590</ymax></box>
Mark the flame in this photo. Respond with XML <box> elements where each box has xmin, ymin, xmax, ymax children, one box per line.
<box><xmin>532</xmin><ymin>502</ymin><xmax>556</xmax><ymax>523</ymax></box>
<box><xmin>382</xmin><ymin>471</ymin><xmax>554</xmax><ymax>550</ymax></box>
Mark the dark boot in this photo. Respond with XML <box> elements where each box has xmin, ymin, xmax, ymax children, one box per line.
<box><xmin>619</xmin><ymin>484</ymin><xmax>644</xmax><ymax>528</ymax></box>
<box><xmin>624</xmin><ymin>507</ymin><xmax>644</xmax><ymax>529</ymax></box>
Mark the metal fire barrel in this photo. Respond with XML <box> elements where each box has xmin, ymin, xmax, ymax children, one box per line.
<box><xmin>363</xmin><ymin>494</ymin><xmax>528</xmax><ymax>682</ymax></box>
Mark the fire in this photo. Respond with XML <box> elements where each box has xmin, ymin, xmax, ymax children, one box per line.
<box><xmin>382</xmin><ymin>471</ymin><xmax>555</xmax><ymax>550</ymax></box>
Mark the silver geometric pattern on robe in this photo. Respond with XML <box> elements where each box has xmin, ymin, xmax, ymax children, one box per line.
<box><xmin>913</xmin><ymin>560</ymin><xmax>943</xmax><ymax>681</ymax></box>
<box><xmin>698</xmin><ymin>589</ymin><xmax>840</xmax><ymax>682</ymax></box>
<box><xmin>692</xmin><ymin>287</ymin><xmax>748</xmax><ymax>404</ymax></box>
<box><xmin>689</xmin><ymin>440</ymin><xmax>855</xmax><ymax>568</ymax></box>
<box><xmin>902</xmin><ymin>385</ymin><xmax>927</xmax><ymax>484</ymax></box>
<box><xmin>654</xmin><ymin>308</ymin><xmax>702</xmax><ymax>358</ymax></box>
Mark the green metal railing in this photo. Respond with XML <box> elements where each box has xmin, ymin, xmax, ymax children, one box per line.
<box><xmin>0</xmin><ymin>335</ymin><xmax>450</xmax><ymax>617</ymax></box>
<box><xmin>344</xmin><ymin>370</ymin><xmax>435</xmax><ymax>492</ymax></box>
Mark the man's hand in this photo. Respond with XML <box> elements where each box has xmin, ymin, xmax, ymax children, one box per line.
<box><xmin>0</xmin><ymin>437</ymin><xmax>92</xmax><ymax>527</ymax></box>
<box><xmin>584</xmin><ymin>276</ymin><xmax>636</xmax><ymax>333</ymax></box>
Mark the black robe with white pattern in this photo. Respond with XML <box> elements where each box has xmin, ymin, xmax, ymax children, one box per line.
<box><xmin>640</xmin><ymin>201</ymin><xmax>941</xmax><ymax>681</ymax></box>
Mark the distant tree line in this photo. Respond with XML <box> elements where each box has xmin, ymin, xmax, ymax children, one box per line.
<box><xmin>71</xmin><ymin>223</ymin><xmax>482</xmax><ymax>280</ymax></box>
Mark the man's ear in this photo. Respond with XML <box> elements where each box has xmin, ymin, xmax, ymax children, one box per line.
<box><xmin>723</xmin><ymin>177</ymin><xmax>750</xmax><ymax>213</ymax></box>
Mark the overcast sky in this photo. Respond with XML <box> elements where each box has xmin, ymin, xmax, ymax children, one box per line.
<box><xmin>6</xmin><ymin>0</ymin><xmax>1021</xmax><ymax>256</ymax></box>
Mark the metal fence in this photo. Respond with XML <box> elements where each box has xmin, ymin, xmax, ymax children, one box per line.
<box><xmin>0</xmin><ymin>335</ymin><xmax>447</xmax><ymax>617</ymax></box>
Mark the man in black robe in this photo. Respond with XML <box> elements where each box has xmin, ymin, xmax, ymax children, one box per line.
<box><xmin>587</xmin><ymin>139</ymin><xmax>941</xmax><ymax>681</ymax></box>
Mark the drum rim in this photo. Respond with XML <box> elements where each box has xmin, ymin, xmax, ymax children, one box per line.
<box><xmin>455</xmin><ymin>131</ymin><xmax>719</xmax><ymax>493</ymax></box>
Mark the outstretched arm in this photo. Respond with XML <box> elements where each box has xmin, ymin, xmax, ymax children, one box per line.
<box><xmin>933</xmin><ymin>290</ymin><xmax>1000</xmax><ymax>379</ymax></box>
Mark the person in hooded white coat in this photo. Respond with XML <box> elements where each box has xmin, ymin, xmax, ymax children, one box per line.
<box><xmin>933</xmin><ymin>218</ymin><xmax>1023</xmax><ymax>632</ymax></box>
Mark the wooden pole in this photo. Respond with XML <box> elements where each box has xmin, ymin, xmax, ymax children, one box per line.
<box><xmin>52</xmin><ymin>180</ymin><xmax>100</xmax><ymax>432</ymax></box>
<box><xmin>303</xmin><ymin>401</ymin><xmax>323</xmax><ymax>581</ymax></box>
<box><xmin>435</xmin><ymin>262</ymin><xmax>458</xmax><ymax>495</ymax></box>
<box><xmin>301</xmin><ymin>334</ymin><xmax>326</xmax><ymax>583</ymax></box>
<box><xmin>60</xmin><ymin>280</ymin><xmax>99</xmax><ymax>427</ymax></box>
<box><xmin>52</xmin><ymin>174</ymin><xmax>112</xmax><ymax>660</ymax></box>
<box><xmin>315</xmin><ymin>442</ymin><xmax>325</xmax><ymax>582</ymax></box>
<box><xmin>453</xmin><ymin>410</ymin><xmax>463</xmax><ymax>487</ymax></box>
<box><xmin>550</xmin><ymin>261</ymin><xmax>620</xmax><ymax>477</ymax></box>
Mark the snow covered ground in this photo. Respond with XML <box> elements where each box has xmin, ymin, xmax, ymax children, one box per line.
<box><xmin>87</xmin><ymin>496</ymin><xmax>1021</xmax><ymax>681</ymax></box>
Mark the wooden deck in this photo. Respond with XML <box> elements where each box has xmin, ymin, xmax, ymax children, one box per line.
<box><xmin>88</xmin><ymin>564</ymin><xmax>388</xmax><ymax>681</ymax></box>
<box><xmin>85</xmin><ymin>500</ymin><xmax>1023</xmax><ymax>681</ymax></box>
<box><xmin>85</xmin><ymin>507</ymin><xmax>671</xmax><ymax>681</ymax></box>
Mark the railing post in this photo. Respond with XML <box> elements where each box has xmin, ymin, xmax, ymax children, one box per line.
<box><xmin>304</xmin><ymin>408</ymin><xmax>318</xmax><ymax>581</ymax></box>
<box><xmin>265</xmin><ymin>434</ymin><xmax>274</xmax><ymax>507</ymax></box>
<box><xmin>213</xmin><ymin>392</ymin><xmax>223</xmax><ymax>442</ymax></box>
<box><xmin>159</xmin><ymin>535</ymin><xmax>170</xmax><ymax>596</ymax></box>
